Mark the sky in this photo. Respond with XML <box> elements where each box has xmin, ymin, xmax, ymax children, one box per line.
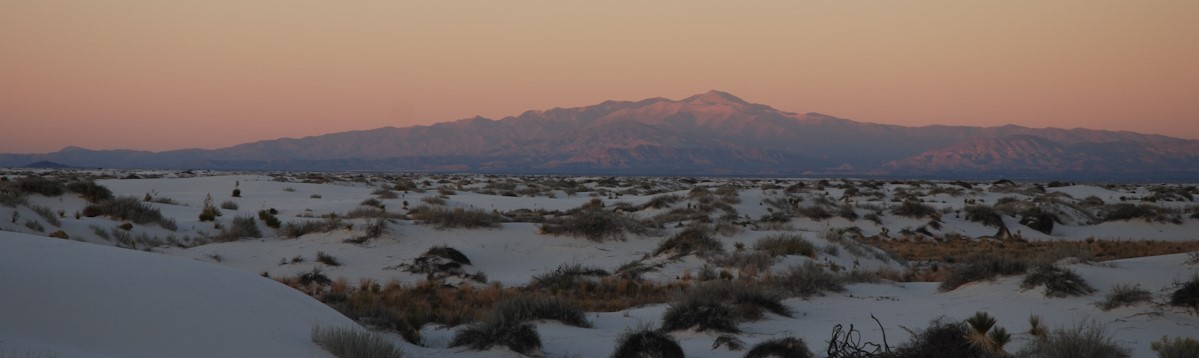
<box><xmin>1</xmin><ymin>1</ymin><xmax>1197</xmax><ymax>154</ymax></box>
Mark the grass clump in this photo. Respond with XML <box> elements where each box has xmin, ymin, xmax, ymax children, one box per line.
<box><xmin>83</xmin><ymin>196</ymin><xmax>175</xmax><ymax>230</ymax></box>
<box><xmin>1170</xmin><ymin>275</ymin><xmax>1199</xmax><ymax>313</ymax></box>
<box><xmin>963</xmin><ymin>205</ymin><xmax>1004</xmax><ymax>228</ymax></box>
<box><xmin>317</xmin><ymin>251</ymin><xmax>342</xmax><ymax>266</ymax></box>
<box><xmin>689</xmin><ymin>281</ymin><xmax>793</xmax><ymax>320</ymax></box>
<box><xmin>938</xmin><ymin>255</ymin><xmax>1029</xmax><ymax>292</ymax></box>
<box><xmin>66</xmin><ymin>181</ymin><xmax>113</xmax><ymax>202</ymax></box>
<box><xmin>1101</xmin><ymin>203</ymin><xmax>1180</xmax><ymax>224</ymax></box>
<box><xmin>17</xmin><ymin>176</ymin><xmax>65</xmax><ymax>196</ymax></box>
<box><xmin>1020</xmin><ymin>264</ymin><xmax>1094</xmax><ymax>298</ymax></box>
<box><xmin>219</xmin><ymin>200</ymin><xmax>239</xmax><ymax>210</ymax></box>
<box><xmin>408</xmin><ymin>205</ymin><xmax>502</xmax><ymax>229</ymax></box>
<box><xmin>490</xmin><ymin>296</ymin><xmax>591</xmax><ymax>328</ymax></box>
<box><xmin>280</xmin><ymin>218</ymin><xmax>341</xmax><ymax>238</ymax></box>
<box><xmin>659</xmin><ymin>294</ymin><xmax>740</xmax><ymax>333</ymax></box>
<box><xmin>770</xmin><ymin>261</ymin><xmax>845</xmax><ymax>298</ymax></box>
<box><xmin>610</xmin><ymin>325</ymin><xmax>683</xmax><ymax>358</ymax></box>
<box><xmin>1016</xmin><ymin>320</ymin><xmax>1129</xmax><ymax>358</ymax></box>
<box><xmin>258</xmin><ymin>209</ymin><xmax>282</xmax><ymax>229</ymax></box>
<box><xmin>1151</xmin><ymin>336</ymin><xmax>1199</xmax><ymax>358</ymax></box>
<box><xmin>1098</xmin><ymin>283</ymin><xmax>1151</xmax><ymax>311</ymax></box>
<box><xmin>532</xmin><ymin>263</ymin><xmax>610</xmax><ymax>291</ymax></box>
<box><xmin>891</xmin><ymin>200</ymin><xmax>937</xmax><ymax>219</ymax></box>
<box><xmin>744</xmin><ymin>337</ymin><xmax>814</xmax><ymax>358</ymax></box>
<box><xmin>539</xmin><ymin>201</ymin><xmax>649</xmax><ymax>241</ymax></box>
<box><xmin>755</xmin><ymin>234</ymin><xmax>816</xmax><ymax>258</ymax></box>
<box><xmin>311</xmin><ymin>325</ymin><xmax>404</xmax><ymax>358</ymax></box>
<box><xmin>213</xmin><ymin>215</ymin><xmax>262</xmax><ymax>242</ymax></box>
<box><xmin>450</xmin><ymin>314</ymin><xmax>542</xmax><ymax>356</ymax></box>
<box><xmin>652</xmin><ymin>226</ymin><xmax>724</xmax><ymax>258</ymax></box>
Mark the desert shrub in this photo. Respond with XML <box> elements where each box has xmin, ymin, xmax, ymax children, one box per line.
<box><xmin>539</xmin><ymin>206</ymin><xmax>648</xmax><ymax>241</ymax></box>
<box><xmin>23</xmin><ymin>219</ymin><xmax>44</xmax><ymax>232</ymax></box>
<box><xmin>317</xmin><ymin>251</ymin><xmax>342</xmax><ymax>266</ymax></box>
<box><xmin>610</xmin><ymin>326</ymin><xmax>683</xmax><ymax>358</ymax></box>
<box><xmin>711</xmin><ymin>251</ymin><xmax>776</xmax><ymax>272</ymax></box>
<box><xmin>1021</xmin><ymin>264</ymin><xmax>1094</xmax><ymax>298</ymax></box>
<box><xmin>373</xmin><ymin>188</ymin><xmax>398</xmax><ymax>199</ymax></box>
<box><xmin>28</xmin><ymin>204</ymin><xmax>61</xmax><ymax>227</ymax></box>
<box><xmin>419</xmin><ymin>196</ymin><xmax>445</xmax><ymax>206</ymax></box>
<box><xmin>408</xmin><ymin>205</ymin><xmax>502</xmax><ymax>229</ymax></box>
<box><xmin>771</xmin><ymin>261</ymin><xmax>845</xmax><ymax>298</ymax></box>
<box><xmin>425</xmin><ymin>245</ymin><xmax>471</xmax><ymax>265</ymax></box>
<box><xmin>891</xmin><ymin>200</ymin><xmax>937</xmax><ymax>219</ymax></box>
<box><xmin>281</xmin><ymin>218</ymin><xmax>341</xmax><ymax>238</ymax></box>
<box><xmin>490</xmin><ymin>296</ymin><xmax>591</xmax><ymax>328</ymax></box>
<box><xmin>257</xmin><ymin>210</ymin><xmax>282</xmax><ymax>229</ymax></box>
<box><xmin>796</xmin><ymin>205</ymin><xmax>833</xmax><ymax>220</ymax></box>
<box><xmin>1098</xmin><ymin>283</ymin><xmax>1151</xmax><ymax>311</ymax></box>
<box><xmin>744</xmin><ymin>337</ymin><xmax>814</xmax><ymax>358</ymax></box>
<box><xmin>66</xmin><ymin>181</ymin><xmax>113</xmax><ymax>202</ymax></box>
<box><xmin>199</xmin><ymin>194</ymin><xmax>222</xmax><ymax>222</ymax></box>
<box><xmin>652</xmin><ymin>226</ymin><xmax>724</xmax><ymax>258</ymax></box>
<box><xmin>532</xmin><ymin>262</ymin><xmax>610</xmax><ymax>290</ymax></box>
<box><xmin>689</xmin><ymin>281</ymin><xmax>793</xmax><ymax>320</ymax></box>
<box><xmin>1170</xmin><ymin>275</ymin><xmax>1199</xmax><ymax>313</ymax></box>
<box><xmin>1151</xmin><ymin>336</ymin><xmax>1199</xmax><ymax>358</ymax></box>
<box><xmin>17</xmin><ymin>176</ymin><xmax>65</xmax><ymax>196</ymax></box>
<box><xmin>219</xmin><ymin>200</ymin><xmax>239</xmax><ymax>210</ymax></box>
<box><xmin>1016</xmin><ymin>320</ymin><xmax>1129</xmax><ymax>358</ymax></box>
<box><xmin>939</xmin><ymin>255</ymin><xmax>1029</xmax><ymax>292</ymax></box>
<box><xmin>84</xmin><ymin>196</ymin><xmax>174</xmax><ymax>229</ymax></box>
<box><xmin>360</xmin><ymin>198</ymin><xmax>383</xmax><ymax>208</ymax></box>
<box><xmin>963</xmin><ymin>205</ymin><xmax>1004</xmax><ymax>228</ymax></box>
<box><xmin>450</xmin><ymin>315</ymin><xmax>542</xmax><ymax>356</ymax></box>
<box><xmin>837</xmin><ymin>203</ymin><xmax>858</xmax><ymax>220</ymax></box>
<box><xmin>231</xmin><ymin>189</ymin><xmax>241</xmax><ymax>197</ymax></box>
<box><xmin>755</xmin><ymin>234</ymin><xmax>816</xmax><ymax>258</ymax></box>
<box><xmin>213</xmin><ymin>215</ymin><xmax>262</xmax><ymax>242</ymax></box>
<box><xmin>660</xmin><ymin>294</ymin><xmax>740</xmax><ymax>333</ymax></box>
<box><xmin>311</xmin><ymin>325</ymin><xmax>404</xmax><ymax>358</ymax></box>
<box><xmin>887</xmin><ymin>318</ymin><xmax>982</xmax><ymax>358</ymax></box>
<box><xmin>1101</xmin><ymin>203</ymin><xmax>1179</xmax><ymax>223</ymax></box>
<box><xmin>643</xmin><ymin>194</ymin><xmax>682</xmax><ymax>209</ymax></box>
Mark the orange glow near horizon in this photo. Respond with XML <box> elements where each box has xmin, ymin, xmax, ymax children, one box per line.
<box><xmin>1</xmin><ymin>1</ymin><xmax>1197</xmax><ymax>153</ymax></box>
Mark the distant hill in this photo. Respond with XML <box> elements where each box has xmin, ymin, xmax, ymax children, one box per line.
<box><xmin>3</xmin><ymin>90</ymin><xmax>1197</xmax><ymax>180</ymax></box>
<box><xmin>21</xmin><ymin>161</ymin><xmax>72</xmax><ymax>169</ymax></box>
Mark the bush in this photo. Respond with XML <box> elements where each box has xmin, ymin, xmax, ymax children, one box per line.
<box><xmin>690</xmin><ymin>281</ymin><xmax>793</xmax><ymax>320</ymax></box>
<box><xmin>84</xmin><ymin>196</ymin><xmax>174</xmax><ymax>229</ymax></box>
<box><xmin>408</xmin><ymin>205</ymin><xmax>502</xmax><ymax>229</ymax></box>
<box><xmin>311</xmin><ymin>325</ymin><xmax>404</xmax><ymax>358</ymax></box>
<box><xmin>220</xmin><ymin>200</ymin><xmax>239</xmax><ymax>210</ymax></box>
<box><xmin>1151</xmin><ymin>336</ymin><xmax>1199</xmax><ymax>358</ymax></box>
<box><xmin>532</xmin><ymin>263</ymin><xmax>610</xmax><ymax>290</ymax></box>
<box><xmin>1021</xmin><ymin>264</ymin><xmax>1094</xmax><ymax>298</ymax></box>
<box><xmin>755</xmin><ymin>234</ymin><xmax>816</xmax><ymax>258</ymax></box>
<box><xmin>887</xmin><ymin>318</ymin><xmax>982</xmax><ymax>358</ymax></box>
<box><xmin>939</xmin><ymin>255</ymin><xmax>1029</xmax><ymax>292</ymax></box>
<box><xmin>425</xmin><ymin>245</ymin><xmax>471</xmax><ymax>265</ymax></box>
<box><xmin>231</xmin><ymin>189</ymin><xmax>241</xmax><ymax>197</ymax></box>
<box><xmin>652</xmin><ymin>227</ymin><xmax>724</xmax><ymax>258</ymax></box>
<box><xmin>66</xmin><ymin>181</ymin><xmax>113</xmax><ymax>202</ymax></box>
<box><xmin>317</xmin><ymin>251</ymin><xmax>342</xmax><ymax>266</ymax></box>
<box><xmin>610</xmin><ymin>326</ymin><xmax>683</xmax><ymax>358</ymax></box>
<box><xmin>199</xmin><ymin>194</ymin><xmax>222</xmax><ymax>222</ymax></box>
<box><xmin>1016</xmin><ymin>320</ymin><xmax>1129</xmax><ymax>358</ymax></box>
<box><xmin>490</xmin><ymin>296</ymin><xmax>591</xmax><ymax>328</ymax></box>
<box><xmin>258</xmin><ymin>210</ymin><xmax>282</xmax><ymax>229</ymax></box>
<box><xmin>1170</xmin><ymin>275</ymin><xmax>1199</xmax><ymax>313</ymax></box>
<box><xmin>772</xmin><ymin>261</ymin><xmax>845</xmax><ymax>298</ymax></box>
<box><xmin>17</xmin><ymin>176</ymin><xmax>65</xmax><ymax>196</ymax></box>
<box><xmin>214</xmin><ymin>215</ymin><xmax>262</xmax><ymax>242</ymax></box>
<box><xmin>1101</xmin><ymin>203</ymin><xmax>1179</xmax><ymax>223</ymax></box>
<box><xmin>957</xmin><ymin>206</ymin><xmax>1000</xmax><ymax>229</ymax></box>
<box><xmin>539</xmin><ymin>206</ymin><xmax>648</xmax><ymax>241</ymax></box>
<box><xmin>280</xmin><ymin>218</ymin><xmax>341</xmax><ymax>238</ymax></box>
<box><xmin>744</xmin><ymin>337</ymin><xmax>814</xmax><ymax>358</ymax></box>
<box><xmin>1098</xmin><ymin>283</ymin><xmax>1151</xmax><ymax>311</ymax></box>
<box><xmin>660</xmin><ymin>294</ymin><xmax>740</xmax><ymax>333</ymax></box>
<box><xmin>450</xmin><ymin>316</ymin><xmax>542</xmax><ymax>356</ymax></box>
<box><xmin>891</xmin><ymin>200</ymin><xmax>937</xmax><ymax>219</ymax></box>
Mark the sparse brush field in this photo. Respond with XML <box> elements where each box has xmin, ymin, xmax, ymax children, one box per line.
<box><xmin>2</xmin><ymin>169</ymin><xmax>1198</xmax><ymax>357</ymax></box>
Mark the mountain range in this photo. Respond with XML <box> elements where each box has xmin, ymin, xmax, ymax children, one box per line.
<box><xmin>4</xmin><ymin>91</ymin><xmax>1198</xmax><ymax>180</ymax></box>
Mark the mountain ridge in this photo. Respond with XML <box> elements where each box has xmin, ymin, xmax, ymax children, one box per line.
<box><xmin>3</xmin><ymin>91</ymin><xmax>1197</xmax><ymax>180</ymax></box>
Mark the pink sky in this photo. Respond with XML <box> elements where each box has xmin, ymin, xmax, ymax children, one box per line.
<box><xmin>2</xmin><ymin>1</ymin><xmax>1197</xmax><ymax>154</ymax></box>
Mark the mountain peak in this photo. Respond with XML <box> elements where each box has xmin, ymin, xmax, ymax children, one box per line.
<box><xmin>682</xmin><ymin>90</ymin><xmax>750</xmax><ymax>106</ymax></box>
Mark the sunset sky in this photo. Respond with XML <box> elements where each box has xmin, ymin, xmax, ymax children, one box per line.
<box><xmin>2</xmin><ymin>1</ymin><xmax>1197</xmax><ymax>154</ymax></box>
